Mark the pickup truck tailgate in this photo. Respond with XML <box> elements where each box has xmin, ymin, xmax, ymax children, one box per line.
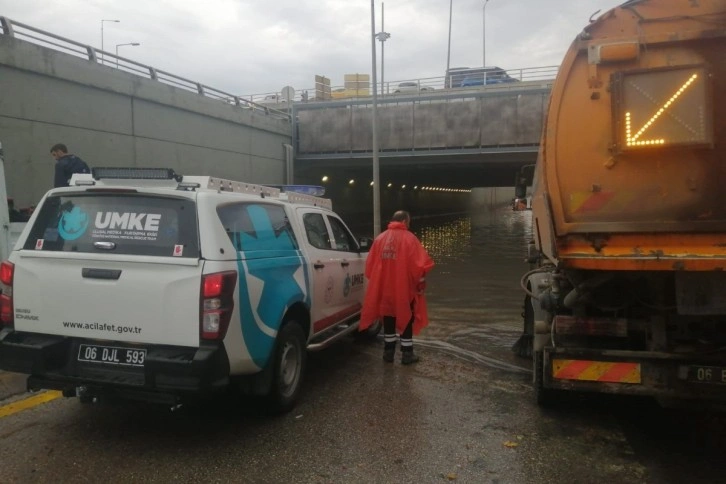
<box><xmin>12</xmin><ymin>254</ymin><xmax>202</xmax><ymax>347</ymax></box>
<box><xmin>9</xmin><ymin>191</ymin><xmax>202</xmax><ymax>348</ymax></box>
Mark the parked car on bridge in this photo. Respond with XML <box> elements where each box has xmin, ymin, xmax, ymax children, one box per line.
<box><xmin>393</xmin><ymin>82</ymin><xmax>435</xmax><ymax>94</ymax></box>
<box><xmin>261</xmin><ymin>94</ymin><xmax>285</xmax><ymax>103</ymax></box>
<box><xmin>448</xmin><ymin>66</ymin><xmax>518</xmax><ymax>88</ymax></box>
<box><xmin>461</xmin><ymin>73</ymin><xmax>519</xmax><ymax>87</ymax></box>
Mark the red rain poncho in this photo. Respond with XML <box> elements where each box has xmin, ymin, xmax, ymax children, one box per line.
<box><xmin>359</xmin><ymin>221</ymin><xmax>435</xmax><ymax>335</ymax></box>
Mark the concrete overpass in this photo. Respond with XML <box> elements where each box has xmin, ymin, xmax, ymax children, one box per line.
<box><xmin>292</xmin><ymin>85</ymin><xmax>548</xmax><ymax>190</ymax></box>
<box><xmin>0</xmin><ymin>16</ymin><xmax>549</xmax><ymax>219</ymax></box>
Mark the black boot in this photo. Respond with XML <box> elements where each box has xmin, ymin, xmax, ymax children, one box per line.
<box><xmin>383</xmin><ymin>342</ymin><xmax>395</xmax><ymax>363</ymax></box>
<box><xmin>401</xmin><ymin>349</ymin><xmax>420</xmax><ymax>365</ymax></box>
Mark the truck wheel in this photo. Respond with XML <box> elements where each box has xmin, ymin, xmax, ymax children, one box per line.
<box><xmin>266</xmin><ymin>321</ymin><xmax>307</xmax><ymax>414</ymax></box>
<box><xmin>533</xmin><ymin>350</ymin><xmax>559</xmax><ymax>407</ymax></box>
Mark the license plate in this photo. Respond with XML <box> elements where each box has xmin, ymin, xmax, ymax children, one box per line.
<box><xmin>78</xmin><ymin>344</ymin><xmax>146</xmax><ymax>367</ymax></box>
<box><xmin>684</xmin><ymin>365</ymin><xmax>726</xmax><ymax>385</ymax></box>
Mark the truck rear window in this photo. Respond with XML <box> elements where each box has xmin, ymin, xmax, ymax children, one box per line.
<box><xmin>23</xmin><ymin>194</ymin><xmax>199</xmax><ymax>258</ymax></box>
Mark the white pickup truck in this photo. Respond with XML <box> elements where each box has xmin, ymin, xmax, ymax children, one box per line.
<box><xmin>0</xmin><ymin>168</ymin><xmax>373</xmax><ymax>412</ymax></box>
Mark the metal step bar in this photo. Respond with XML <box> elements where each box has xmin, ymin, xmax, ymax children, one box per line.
<box><xmin>307</xmin><ymin>313</ymin><xmax>362</xmax><ymax>351</ymax></box>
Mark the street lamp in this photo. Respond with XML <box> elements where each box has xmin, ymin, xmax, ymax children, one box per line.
<box><xmin>115</xmin><ymin>42</ymin><xmax>140</xmax><ymax>67</ymax></box>
<box><xmin>101</xmin><ymin>19</ymin><xmax>120</xmax><ymax>64</ymax></box>
<box><xmin>483</xmin><ymin>0</ymin><xmax>490</xmax><ymax>68</ymax></box>
<box><xmin>375</xmin><ymin>2</ymin><xmax>391</xmax><ymax>95</ymax></box>
<box><xmin>446</xmin><ymin>0</ymin><xmax>453</xmax><ymax>87</ymax></box>
<box><xmin>370</xmin><ymin>0</ymin><xmax>381</xmax><ymax>236</ymax></box>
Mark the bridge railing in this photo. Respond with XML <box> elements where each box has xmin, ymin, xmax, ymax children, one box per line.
<box><xmin>242</xmin><ymin>64</ymin><xmax>559</xmax><ymax>104</ymax></box>
<box><xmin>0</xmin><ymin>16</ymin><xmax>290</xmax><ymax>120</ymax></box>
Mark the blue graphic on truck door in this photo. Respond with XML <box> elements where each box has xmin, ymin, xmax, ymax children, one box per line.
<box><xmin>232</xmin><ymin>204</ymin><xmax>311</xmax><ymax>367</ymax></box>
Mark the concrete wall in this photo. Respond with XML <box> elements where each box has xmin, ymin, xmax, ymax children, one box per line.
<box><xmin>470</xmin><ymin>187</ymin><xmax>516</xmax><ymax>206</ymax></box>
<box><xmin>0</xmin><ymin>35</ymin><xmax>291</xmax><ymax>207</ymax></box>
<box><xmin>296</xmin><ymin>91</ymin><xmax>548</xmax><ymax>154</ymax></box>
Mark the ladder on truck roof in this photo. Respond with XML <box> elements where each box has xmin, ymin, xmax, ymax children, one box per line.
<box><xmin>201</xmin><ymin>176</ymin><xmax>332</xmax><ymax>211</ymax></box>
<box><xmin>73</xmin><ymin>168</ymin><xmax>333</xmax><ymax>211</ymax></box>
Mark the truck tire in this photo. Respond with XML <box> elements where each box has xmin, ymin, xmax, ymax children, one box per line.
<box><xmin>266</xmin><ymin>321</ymin><xmax>307</xmax><ymax>413</ymax></box>
<box><xmin>533</xmin><ymin>350</ymin><xmax>560</xmax><ymax>407</ymax></box>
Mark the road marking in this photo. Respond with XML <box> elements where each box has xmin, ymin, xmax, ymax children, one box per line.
<box><xmin>0</xmin><ymin>390</ymin><xmax>63</xmax><ymax>419</ymax></box>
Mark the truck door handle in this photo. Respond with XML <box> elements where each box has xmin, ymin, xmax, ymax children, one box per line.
<box><xmin>82</xmin><ymin>268</ymin><xmax>122</xmax><ymax>280</ymax></box>
<box><xmin>340</xmin><ymin>261</ymin><xmax>350</xmax><ymax>267</ymax></box>
<box><xmin>314</xmin><ymin>263</ymin><xmax>325</xmax><ymax>269</ymax></box>
<box><xmin>93</xmin><ymin>241</ymin><xmax>116</xmax><ymax>250</ymax></box>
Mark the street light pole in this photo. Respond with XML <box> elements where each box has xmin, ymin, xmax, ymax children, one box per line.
<box><xmin>381</xmin><ymin>3</ymin><xmax>385</xmax><ymax>94</ymax></box>
<box><xmin>483</xmin><ymin>0</ymin><xmax>490</xmax><ymax>68</ymax></box>
<box><xmin>101</xmin><ymin>19</ymin><xmax>120</xmax><ymax>64</ymax></box>
<box><xmin>115</xmin><ymin>42</ymin><xmax>140</xmax><ymax>67</ymax></box>
<box><xmin>446</xmin><ymin>0</ymin><xmax>453</xmax><ymax>87</ymax></box>
<box><xmin>375</xmin><ymin>3</ymin><xmax>390</xmax><ymax>95</ymax></box>
<box><xmin>370</xmin><ymin>0</ymin><xmax>381</xmax><ymax>237</ymax></box>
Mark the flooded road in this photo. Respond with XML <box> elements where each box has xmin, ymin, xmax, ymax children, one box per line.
<box><xmin>2</xmin><ymin>202</ymin><xmax>726</xmax><ymax>483</ymax></box>
<box><xmin>413</xmin><ymin>205</ymin><xmax>726</xmax><ymax>484</ymax></box>
<box><xmin>414</xmin><ymin>207</ymin><xmax>532</xmax><ymax>374</ymax></box>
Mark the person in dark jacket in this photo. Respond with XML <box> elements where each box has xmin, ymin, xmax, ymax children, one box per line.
<box><xmin>50</xmin><ymin>143</ymin><xmax>90</xmax><ymax>187</ymax></box>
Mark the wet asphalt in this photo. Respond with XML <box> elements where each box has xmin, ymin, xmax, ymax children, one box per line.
<box><xmin>1</xmin><ymin>205</ymin><xmax>726</xmax><ymax>483</ymax></box>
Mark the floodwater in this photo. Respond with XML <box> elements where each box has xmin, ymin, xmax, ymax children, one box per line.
<box><xmin>405</xmin><ymin>203</ymin><xmax>726</xmax><ymax>484</ymax></box>
<box><xmin>410</xmin><ymin>206</ymin><xmax>532</xmax><ymax>374</ymax></box>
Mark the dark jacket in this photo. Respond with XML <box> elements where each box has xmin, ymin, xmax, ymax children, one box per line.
<box><xmin>54</xmin><ymin>154</ymin><xmax>90</xmax><ymax>187</ymax></box>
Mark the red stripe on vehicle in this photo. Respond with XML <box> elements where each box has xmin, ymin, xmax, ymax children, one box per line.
<box><xmin>574</xmin><ymin>192</ymin><xmax>615</xmax><ymax>213</ymax></box>
<box><xmin>553</xmin><ymin>359</ymin><xmax>593</xmax><ymax>380</ymax></box>
<box><xmin>313</xmin><ymin>303</ymin><xmax>362</xmax><ymax>333</ymax></box>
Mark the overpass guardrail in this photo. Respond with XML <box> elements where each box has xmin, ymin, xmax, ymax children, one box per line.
<box><xmin>0</xmin><ymin>16</ymin><xmax>290</xmax><ymax>120</ymax></box>
<box><xmin>242</xmin><ymin>65</ymin><xmax>559</xmax><ymax>104</ymax></box>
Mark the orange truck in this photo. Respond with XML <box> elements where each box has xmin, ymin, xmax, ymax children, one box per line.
<box><xmin>515</xmin><ymin>0</ymin><xmax>726</xmax><ymax>407</ymax></box>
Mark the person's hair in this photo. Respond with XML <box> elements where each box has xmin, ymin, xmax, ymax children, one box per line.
<box><xmin>391</xmin><ymin>210</ymin><xmax>410</xmax><ymax>223</ymax></box>
<box><xmin>50</xmin><ymin>143</ymin><xmax>68</xmax><ymax>154</ymax></box>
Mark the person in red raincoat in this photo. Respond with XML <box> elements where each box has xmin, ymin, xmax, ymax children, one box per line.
<box><xmin>359</xmin><ymin>210</ymin><xmax>435</xmax><ymax>364</ymax></box>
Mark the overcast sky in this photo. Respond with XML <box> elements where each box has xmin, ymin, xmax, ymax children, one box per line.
<box><xmin>1</xmin><ymin>0</ymin><xmax>624</xmax><ymax>96</ymax></box>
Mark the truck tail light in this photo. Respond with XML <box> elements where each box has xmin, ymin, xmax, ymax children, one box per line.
<box><xmin>0</xmin><ymin>261</ymin><xmax>14</xmax><ymax>327</ymax></box>
<box><xmin>200</xmin><ymin>271</ymin><xmax>237</xmax><ymax>340</ymax></box>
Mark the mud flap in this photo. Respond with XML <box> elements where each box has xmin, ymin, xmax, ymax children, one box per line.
<box><xmin>512</xmin><ymin>294</ymin><xmax>534</xmax><ymax>358</ymax></box>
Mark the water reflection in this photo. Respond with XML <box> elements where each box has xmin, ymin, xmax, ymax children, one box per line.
<box><xmin>409</xmin><ymin>204</ymin><xmax>533</xmax><ymax>369</ymax></box>
<box><xmin>410</xmin><ymin>204</ymin><xmax>532</xmax><ymax>276</ymax></box>
<box><xmin>413</xmin><ymin>216</ymin><xmax>470</xmax><ymax>264</ymax></box>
